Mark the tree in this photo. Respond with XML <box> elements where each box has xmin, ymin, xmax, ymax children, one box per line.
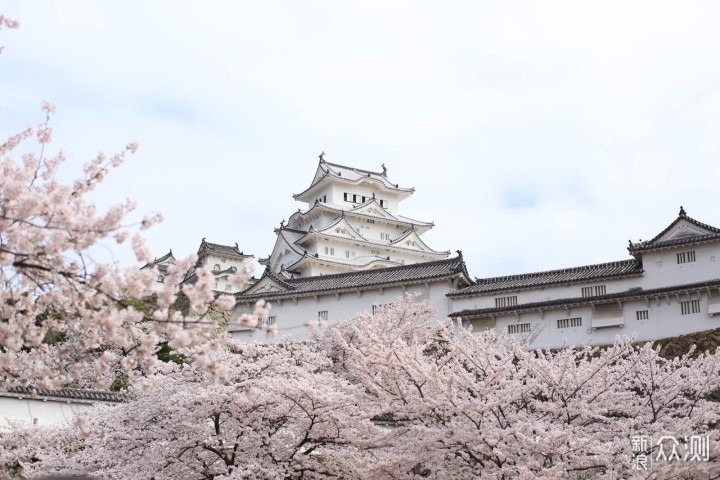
<box><xmin>9</xmin><ymin>296</ymin><xmax>719</xmax><ymax>479</ymax></box>
<box><xmin>8</xmin><ymin>344</ymin><xmax>392</xmax><ymax>480</ymax></box>
<box><xmin>1</xmin><ymin>16</ymin><xmax>253</xmax><ymax>390</ymax></box>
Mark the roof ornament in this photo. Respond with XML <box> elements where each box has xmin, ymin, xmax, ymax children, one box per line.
<box><xmin>679</xmin><ymin>205</ymin><xmax>687</xmax><ymax>217</ymax></box>
<box><xmin>280</xmin><ymin>219</ymin><xmax>285</xmax><ymax>228</ymax></box>
<box><xmin>304</xmin><ymin>250</ymin><xmax>307</xmax><ymax>256</ymax></box>
<box><xmin>315</xmin><ymin>198</ymin><xmax>319</xmax><ymax>204</ymax></box>
<box><xmin>234</xmin><ymin>242</ymin><xmax>239</xmax><ymax>248</ymax></box>
<box><xmin>387</xmin><ymin>256</ymin><xmax>390</xmax><ymax>260</ymax></box>
<box><xmin>372</xmin><ymin>192</ymin><xmax>376</xmax><ymax>199</ymax></box>
<box><xmin>381</xmin><ymin>163</ymin><xmax>387</xmax><ymax>176</ymax></box>
<box><xmin>319</xmin><ymin>151</ymin><xmax>325</xmax><ymax>162</ymax></box>
<box><xmin>456</xmin><ymin>250</ymin><xmax>463</xmax><ymax>257</ymax></box>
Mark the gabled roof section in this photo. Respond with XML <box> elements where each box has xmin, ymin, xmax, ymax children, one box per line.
<box><xmin>294</xmin><ymin>158</ymin><xmax>415</xmax><ymax>202</ymax></box>
<box><xmin>288</xmin><ymin>201</ymin><xmax>434</xmax><ymax>233</ymax></box>
<box><xmin>628</xmin><ymin>207</ymin><xmax>720</xmax><ymax>254</ymax></box>
<box><xmin>449</xmin><ymin>259</ymin><xmax>643</xmax><ymax>297</ymax></box>
<box><xmin>198</xmin><ymin>239</ymin><xmax>253</xmax><ymax>260</ymax></box>
<box><xmin>286</xmin><ymin>253</ymin><xmax>402</xmax><ymax>273</ymax></box>
<box><xmin>241</xmin><ymin>269</ymin><xmax>296</xmax><ymax>295</ymax></box>
<box><xmin>236</xmin><ymin>255</ymin><xmax>472</xmax><ymax>301</ymax></box>
<box><xmin>350</xmin><ymin>197</ymin><xmax>397</xmax><ymax>220</ymax></box>
<box><xmin>390</xmin><ymin>228</ymin><xmax>450</xmax><ymax>255</ymax></box>
<box><xmin>295</xmin><ymin>216</ymin><xmax>367</xmax><ymax>245</ymax></box>
<box><xmin>141</xmin><ymin>250</ymin><xmax>175</xmax><ymax>270</ymax></box>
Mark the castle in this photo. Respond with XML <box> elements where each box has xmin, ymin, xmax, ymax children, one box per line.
<box><xmin>168</xmin><ymin>155</ymin><xmax>720</xmax><ymax>348</ymax></box>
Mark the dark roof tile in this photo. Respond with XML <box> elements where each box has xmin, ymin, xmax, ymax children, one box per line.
<box><xmin>449</xmin><ymin>259</ymin><xmax>643</xmax><ymax>297</ymax></box>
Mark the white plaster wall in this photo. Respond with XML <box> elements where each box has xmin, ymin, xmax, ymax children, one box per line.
<box><xmin>487</xmin><ymin>292</ymin><xmax>719</xmax><ymax>350</ymax></box>
<box><xmin>233</xmin><ymin>280</ymin><xmax>455</xmax><ymax>343</ymax></box>
<box><xmin>638</xmin><ymin>245</ymin><xmax>720</xmax><ymax>289</ymax></box>
<box><xmin>449</xmin><ymin>275</ymin><xmax>643</xmax><ymax>312</ymax></box>
<box><xmin>0</xmin><ymin>397</ymin><xmax>98</xmax><ymax>432</ymax></box>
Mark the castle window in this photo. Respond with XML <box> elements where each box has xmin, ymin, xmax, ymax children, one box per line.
<box><xmin>367</xmin><ymin>219</ymin><xmax>375</xmax><ymax>224</ymax></box>
<box><xmin>213</xmin><ymin>264</ymin><xmax>220</xmax><ymax>271</ymax></box>
<box><xmin>362</xmin><ymin>196</ymin><xmax>366</xmax><ymax>203</ymax></box>
<box><xmin>581</xmin><ymin>285</ymin><xmax>606</xmax><ymax>297</ymax></box>
<box><xmin>371</xmin><ymin>249</ymin><xmax>380</xmax><ymax>255</ymax></box>
<box><xmin>557</xmin><ymin>317</ymin><xmax>582</xmax><ymax>329</ymax></box>
<box><xmin>680</xmin><ymin>299</ymin><xmax>701</xmax><ymax>315</ymax></box>
<box><xmin>324</xmin><ymin>247</ymin><xmax>335</xmax><ymax>256</ymax></box>
<box><xmin>318</xmin><ymin>311</ymin><xmax>328</xmax><ymax>321</ymax></box>
<box><xmin>508</xmin><ymin>323</ymin><xmax>530</xmax><ymax>334</ymax></box>
<box><xmin>636</xmin><ymin>310</ymin><xmax>649</xmax><ymax>320</ymax></box>
<box><xmin>677</xmin><ymin>251</ymin><xmax>696</xmax><ymax>264</ymax></box>
<box><xmin>353</xmin><ymin>194</ymin><xmax>358</xmax><ymax>203</ymax></box>
<box><xmin>157</xmin><ymin>275</ymin><xmax>164</xmax><ymax>283</ymax></box>
<box><xmin>495</xmin><ymin>296</ymin><xmax>518</xmax><ymax>308</ymax></box>
<box><xmin>344</xmin><ymin>193</ymin><xmax>349</xmax><ymax>201</ymax></box>
<box><xmin>266</xmin><ymin>316</ymin><xmax>276</xmax><ymax>326</ymax></box>
<box><xmin>256</xmin><ymin>317</ymin><xmax>264</xmax><ymax>328</ymax></box>
<box><xmin>380</xmin><ymin>233</ymin><xmax>390</xmax><ymax>241</ymax></box>
<box><xmin>380</xmin><ymin>200</ymin><xmax>385</xmax><ymax>207</ymax></box>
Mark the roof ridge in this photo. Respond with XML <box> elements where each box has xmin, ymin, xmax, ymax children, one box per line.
<box><xmin>324</xmin><ymin>160</ymin><xmax>385</xmax><ymax>177</ymax></box>
<box><xmin>476</xmin><ymin>259</ymin><xmax>639</xmax><ymax>284</ymax></box>
<box><xmin>288</xmin><ymin>255</ymin><xmax>463</xmax><ymax>283</ymax></box>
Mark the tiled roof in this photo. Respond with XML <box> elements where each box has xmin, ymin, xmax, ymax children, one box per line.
<box><xmin>288</xmin><ymin>202</ymin><xmax>434</xmax><ymax>230</ymax></box>
<box><xmin>293</xmin><ymin>159</ymin><xmax>415</xmax><ymax>201</ymax></box>
<box><xmin>237</xmin><ymin>255</ymin><xmax>472</xmax><ymax>301</ymax></box>
<box><xmin>2</xmin><ymin>386</ymin><xmax>126</xmax><ymax>403</ymax></box>
<box><xmin>198</xmin><ymin>239</ymin><xmax>252</xmax><ymax>259</ymax></box>
<box><xmin>141</xmin><ymin>250</ymin><xmax>175</xmax><ymax>270</ymax></box>
<box><xmin>629</xmin><ymin>208</ymin><xmax>720</xmax><ymax>253</ymax></box>
<box><xmin>450</xmin><ymin>278</ymin><xmax>720</xmax><ymax>318</ymax></box>
<box><xmin>449</xmin><ymin>259</ymin><xmax>643</xmax><ymax>297</ymax></box>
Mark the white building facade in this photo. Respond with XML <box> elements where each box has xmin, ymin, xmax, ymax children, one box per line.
<box><xmin>0</xmin><ymin>387</ymin><xmax>124</xmax><ymax>432</ymax></box>
<box><xmin>449</xmin><ymin>207</ymin><xmax>720</xmax><ymax>349</ymax></box>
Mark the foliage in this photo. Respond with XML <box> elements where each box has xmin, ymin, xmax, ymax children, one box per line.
<box><xmin>0</xmin><ymin>16</ymin><xmax>252</xmax><ymax>390</ymax></box>
<box><xmin>5</xmin><ymin>296</ymin><xmax>719</xmax><ymax>479</ymax></box>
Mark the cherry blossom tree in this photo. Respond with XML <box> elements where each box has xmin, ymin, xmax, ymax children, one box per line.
<box><xmin>8</xmin><ymin>344</ymin><xmax>395</xmax><ymax>480</ymax></box>
<box><xmin>0</xmin><ymin>16</ymin><xmax>254</xmax><ymax>390</ymax></box>
<box><xmin>8</xmin><ymin>296</ymin><xmax>719</xmax><ymax>479</ymax></box>
<box><xmin>321</xmin><ymin>296</ymin><xmax>720</xmax><ymax>479</ymax></box>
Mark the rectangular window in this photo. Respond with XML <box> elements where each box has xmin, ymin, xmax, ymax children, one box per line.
<box><xmin>380</xmin><ymin>233</ymin><xmax>390</xmax><ymax>241</ymax></box>
<box><xmin>508</xmin><ymin>323</ymin><xmax>531</xmax><ymax>334</ymax></box>
<box><xmin>680</xmin><ymin>299</ymin><xmax>701</xmax><ymax>315</ymax></box>
<box><xmin>380</xmin><ymin>200</ymin><xmax>385</xmax><ymax>207</ymax></box>
<box><xmin>266</xmin><ymin>316</ymin><xmax>276</xmax><ymax>326</ymax></box>
<box><xmin>636</xmin><ymin>310</ymin><xmax>649</xmax><ymax>320</ymax></box>
<box><xmin>372</xmin><ymin>305</ymin><xmax>378</xmax><ymax>315</ymax></box>
<box><xmin>318</xmin><ymin>311</ymin><xmax>328</xmax><ymax>321</ymax></box>
<box><xmin>677</xmin><ymin>251</ymin><xmax>696</xmax><ymax>264</ymax></box>
<box><xmin>371</xmin><ymin>249</ymin><xmax>380</xmax><ymax>255</ymax></box>
<box><xmin>362</xmin><ymin>196</ymin><xmax>366</xmax><ymax>203</ymax></box>
<box><xmin>557</xmin><ymin>317</ymin><xmax>582</xmax><ymax>329</ymax></box>
<box><xmin>344</xmin><ymin>193</ymin><xmax>349</xmax><ymax>201</ymax></box>
<box><xmin>256</xmin><ymin>318</ymin><xmax>264</xmax><ymax>328</ymax></box>
<box><xmin>581</xmin><ymin>285</ymin><xmax>607</xmax><ymax>297</ymax></box>
<box><xmin>345</xmin><ymin>250</ymin><xmax>351</xmax><ymax>258</ymax></box>
<box><xmin>494</xmin><ymin>296</ymin><xmax>518</xmax><ymax>308</ymax></box>
<box><xmin>324</xmin><ymin>247</ymin><xmax>335</xmax><ymax>255</ymax></box>
<box><xmin>366</xmin><ymin>219</ymin><xmax>375</xmax><ymax>224</ymax></box>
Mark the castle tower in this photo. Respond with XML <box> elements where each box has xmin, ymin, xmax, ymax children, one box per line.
<box><xmin>259</xmin><ymin>155</ymin><xmax>450</xmax><ymax>278</ymax></box>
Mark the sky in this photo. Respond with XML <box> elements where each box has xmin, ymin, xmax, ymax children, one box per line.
<box><xmin>2</xmin><ymin>1</ymin><xmax>720</xmax><ymax>280</ymax></box>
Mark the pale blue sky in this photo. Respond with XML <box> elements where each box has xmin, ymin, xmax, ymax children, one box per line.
<box><xmin>2</xmin><ymin>1</ymin><xmax>720</xmax><ymax>279</ymax></box>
